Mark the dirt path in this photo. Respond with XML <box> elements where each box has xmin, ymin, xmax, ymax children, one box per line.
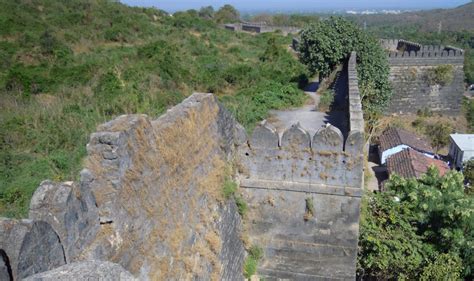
<box><xmin>267</xmin><ymin>64</ymin><xmax>349</xmax><ymax>137</ymax></box>
<box><xmin>267</xmin><ymin>87</ymin><xmax>328</xmax><ymax>136</ymax></box>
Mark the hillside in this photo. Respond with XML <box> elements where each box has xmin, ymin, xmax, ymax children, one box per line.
<box><xmin>0</xmin><ymin>0</ymin><xmax>308</xmax><ymax>217</ymax></box>
<box><xmin>350</xmin><ymin>2</ymin><xmax>474</xmax><ymax>32</ymax></box>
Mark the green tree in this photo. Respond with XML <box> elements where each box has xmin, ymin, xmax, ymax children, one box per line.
<box><xmin>259</xmin><ymin>37</ymin><xmax>282</xmax><ymax>62</ymax></box>
<box><xmin>426</xmin><ymin>122</ymin><xmax>452</xmax><ymax>153</ymax></box>
<box><xmin>464</xmin><ymin>159</ymin><xmax>474</xmax><ymax>185</ymax></box>
<box><xmin>215</xmin><ymin>4</ymin><xmax>240</xmax><ymax>23</ymax></box>
<box><xmin>198</xmin><ymin>6</ymin><xmax>214</xmax><ymax>19</ymax></box>
<box><xmin>420</xmin><ymin>253</ymin><xmax>463</xmax><ymax>280</ymax></box>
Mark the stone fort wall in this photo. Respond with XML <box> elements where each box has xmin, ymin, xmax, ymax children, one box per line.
<box><xmin>381</xmin><ymin>39</ymin><xmax>465</xmax><ymax>115</ymax></box>
<box><xmin>225</xmin><ymin>22</ymin><xmax>301</xmax><ymax>35</ymax></box>
<box><xmin>238</xmin><ymin>52</ymin><xmax>364</xmax><ymax>280</ymax></box>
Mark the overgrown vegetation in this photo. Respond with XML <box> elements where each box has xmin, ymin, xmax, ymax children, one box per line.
<box><xmin>0</xmin><ymin>0</ymin><xmax>308</xmax><ymax>217</ymax></box>
<box><xmin>463</xmin><ymin>98</ymin><xmax>474</xmax><ymax>132</ymax></box>
<box><xmin>411</xmin><ymin>114</ymin><xmax>454</xmax><ymax>153</ymax></box>
<box><xmin>299</xmin><ymin>16</ymin><xmax>392</xmax><ymax>123</ymax></box>
<box><xmin>426</xmin><ymin>64</ymin><xmax>454</xmax><ymax>86</ymax></box>
<box><xmin>318</xmin><ymin>89</ymin><xmax>334</xmax><ymax>112</ymax></box>
<box><xmin>244</xmin><ymin>245</ymin><xmax>264</xmax><ymax>279</ymax></box>
<box><xmin>358</xmin><ymin>168</ymin><xmax>473</xmax><ymax>279</ymax></box>
<box><xmin>222</xmin><ymin>179</ymin><xmax>238</xmax><ymax>200</ymax></box>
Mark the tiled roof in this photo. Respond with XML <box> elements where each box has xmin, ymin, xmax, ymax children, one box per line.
<box><xmin>387</xmin><ymin>148</ymin><xmax>450</xmax><ymax>179</ymax></box>
<box><xmin>379</xmin><ymin>127</ymin><xmax>433</xmax><ymax>153</ymax></box>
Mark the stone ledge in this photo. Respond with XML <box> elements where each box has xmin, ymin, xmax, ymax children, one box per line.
<box><xmin>240</xmin><ymin>179</ymin><xmax>362</xmax><ymax>197</ymax></box>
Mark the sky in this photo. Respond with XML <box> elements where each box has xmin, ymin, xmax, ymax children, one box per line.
<box><xmin>121</xmin><ymin>0</ymin><xmax>471</xmax><ymax>12</ymax></box>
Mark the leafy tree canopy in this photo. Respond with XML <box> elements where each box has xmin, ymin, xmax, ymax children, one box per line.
<box><xmin>215</xmin><ymin>4</ymin><xmax>240</xmax><ymax>23</ymax></box>
<box><xmin>358</xmin><ymin>167</ymin><xmax>474</xmax><ymax>279</ymax></box>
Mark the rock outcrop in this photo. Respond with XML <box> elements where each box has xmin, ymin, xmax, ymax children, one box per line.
<box><xmin>23</xmin><ymin>261</ymin><xmax>137</xmax><ymax>281</ymax></box>
<box><xmin>0</xmin><ymin>93</ymin><xmax>246</xmax><ymax>280</ymax></box>
<box><xmin>0</xmin><ymin>219</ymin><xmax>66</xmax><ymax>280</ymax></box>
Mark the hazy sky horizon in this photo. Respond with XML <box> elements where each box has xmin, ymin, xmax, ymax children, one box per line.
<box><xmin>121</xmin><ymin>0</ymin><xmax>471</xmax><ymax>13</ymax></box>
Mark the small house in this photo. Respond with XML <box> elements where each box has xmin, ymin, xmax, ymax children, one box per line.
<box><xmin>448</xmin><ymin>134</ymin><xmax>474</xmax><ymax>170</ymax></box>
<box><xmin>379</xmin><ymin>127</ymin><xmax>434</xmax><ymax>165</ymax></box>
<box><xmin>387</xmin><ymin>148</ymin><xmax>449</xmax><ymax>179</ymax></box>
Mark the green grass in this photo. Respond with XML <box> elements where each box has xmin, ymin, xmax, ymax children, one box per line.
<box><xmin>243</xmin><ymin>245</ymin><xmax>264</xmax><ymax>279</ymax></box>
<box><xmin>222</xmin><ymin>179</ymin><xmax>238</xmax><ymax>200</ymax></box>
<box><xmin>0</xmin><ymin>0</ymin><xmax>309</xmax><ymax>218</ymax></box>
<box><xmin>243</xmin><ymin>256</ymin><xmax>257</xmax><ymax>279</ymax></box>
<box><xmin>235</xmin><ymin>196</ymin><xmax>248</xmax><ymax>217</ymax></box>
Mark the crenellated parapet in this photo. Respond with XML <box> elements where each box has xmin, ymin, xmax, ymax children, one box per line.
<box><xmin>387</xmin><ymin>49</ymin><xmax>465</xmax><ymax>65</ymax></box>
<box><xmin>381</xmin><ymin>38</ymin><xmax>465</xmax><ymax>115</ymax></box>
<box><xmin>348</xmin><ymin>52</ymin><xmax>364</xmax><ymax>133</ymax></box>
<box><xmin>239</xmin><ymin>120</ymin><xmax>364</xmax><ymax>196</ymax></box>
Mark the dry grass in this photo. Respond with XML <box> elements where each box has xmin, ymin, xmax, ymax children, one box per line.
<box><xmin>83</xmin><ymin>97</ymin><xmax>231</xmax><ymax>280</ymax></box>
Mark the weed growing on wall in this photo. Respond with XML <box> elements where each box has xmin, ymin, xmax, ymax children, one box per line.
<box><xmin>318</xmin><ymin>89</ymin><xmax>335</xmax><ymax>112</ymax></box>
<box><xmin>426</xmin><ymin>64</ymin><xmax>454</xmax><ymax>86</ymax></box>
<box><xmin>244</xmin><ymin>245</ymin><xmax>264</xmax><ymax>279</ymax></box>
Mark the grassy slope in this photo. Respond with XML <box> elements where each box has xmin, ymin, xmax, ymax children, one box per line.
<box><xmin>0</xmin><ymin>0</ymin><xmax>308</xmax><ymax>217</ymax></box>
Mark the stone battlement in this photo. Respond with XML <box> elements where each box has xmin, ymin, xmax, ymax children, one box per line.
<box><xmin>237</xmin><ymin>52</ymin><xmax>364</xmax><ymax>280</ymax></box>
<box><xmin>381</xmin><ymin>38</ymin><xmax>465</xmax><ymax>115</ymax></box>
<box><xmin>224</xmin><ymin>22</ymin><xmax>300</xmax><ymax>35</ymax></box>
<box><xmin>348</xmin><ymin>51</ymin><xmax>364</xmax><ymax>133</ymax></box>
<box><xmin>239</xmin><ymin>121</ymin><xmax>363</xmax><ymax>193</ymax></box>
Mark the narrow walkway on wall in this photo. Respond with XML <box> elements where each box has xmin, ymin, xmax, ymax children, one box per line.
<box><xmin>267</xmin><ymin>63</ymin><xmax>349</xmax><ymax>137</ymax></box>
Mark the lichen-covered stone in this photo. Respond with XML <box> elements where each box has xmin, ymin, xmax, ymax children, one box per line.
<box><xmin>0</xmin><ymin>219</ymin><xmax>66</xmax><ymax>280</ymax></box>
<box><xmin>29</xmin><ymin>177</ymin><xmax>99</xmax><ymax>264</ymax></box>
<box><xmin>26</xmin><ymin>93</ymin><xmax>245</xmax><ymax>281</ymax></box>
<box><xmin>23</xmin><ymin>261</ymin><xmax>137</xmax><ymax>281</ymax></box>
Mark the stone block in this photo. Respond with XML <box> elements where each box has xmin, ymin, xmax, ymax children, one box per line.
<box><xmin>0</xmin><ymin>219</ymin><xmax>66</xmax><ymax>280</ymax></box>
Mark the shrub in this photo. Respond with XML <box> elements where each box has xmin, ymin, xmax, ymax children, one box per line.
<box><xmin>420</xmin><ymin>253</ymin><xmax>463</xmax><ymax>280</ymax></box>
<box><xmin>222</xmin><ymin>180</ymin><xmax>237</xmax><ymax>199</ymax></box>
<box><xmin>243</xmin><ymin>256</ymin><xmax>257</xmax><ymax>279</ymax></box>
<box><xmin>304</xmin><ymin>197</ymin><xmax>315</xmax><ymax>221</ymax></box>
<box><xmin>318</xmin><ymin>89</ymin><xmax>334</xmax><ymax>111</ymax></box>
<box><xmin>425</xmin><ymin>122</ymin><xmax>452</xmax><ymax>153</ymax></box>
<box><xmin>248</xmin><ymin>245</ymin><xmax>264</xmax><ymax>260</ymax></box>
<box><xmin>426</xmin><ymin>65</ymin><xmax>454</xmax><ymax>86</ymax></box>
<box><xmin>244</xmin><ymin>245</ymin><xmax>264</xmax><ymax>279</ymax></box>
<box><xmin>235</xmin><ymin>195</ymin><xmax>248</xmax><ymax>217</ymax></box>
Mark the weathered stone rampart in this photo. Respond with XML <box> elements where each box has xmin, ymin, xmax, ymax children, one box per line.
<box><xmin>0</xmin><ymin>94</ymin><xmax>246</xmax><ymax>280</ymax></box>
<box><xmin>381</xmin><ymin>39</ymin><xmax>465</xmax><ymax>115</ymax></box>
<box><xmin>225</xmin><ymin>22</ymin><xmax>301</xmax><ymax>35</ymax></box>
<box><xmin>348</xmin><ymin>51</ymin><xmax>364</xmax><ymax>133</ymax></box>
<box><xmin>238</xmin><ymin>52</ymin><xmax>364</xmax><ymax>280</ymax></box>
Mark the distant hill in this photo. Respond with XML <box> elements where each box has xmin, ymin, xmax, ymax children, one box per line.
<box><xmin>350</xmin><ymin>2</ymin><xmax>474</xmax><ymax>32</ymax></box>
